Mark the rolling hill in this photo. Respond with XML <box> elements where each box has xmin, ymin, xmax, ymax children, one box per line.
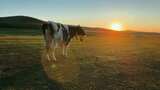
<box><xmin>0</xmin><ymin>16</ymin><xmax>46</xmax><ymax>29</ymax></box>
<box><xmin>0</xmin><ymin>16</ymin><xmax>159</xmax><ymax>36</ymax></box>
<box><xmin>0</xmin><ymin>16</ymin><xmax>111</xmax><ymax>31</ymax></box>
<box><xmin>0</xmin><ymin>16</ymin><xmax>113</xmax><ymax>36</ymax></box>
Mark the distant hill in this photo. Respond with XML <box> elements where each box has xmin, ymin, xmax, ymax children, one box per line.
<box><xmin>0</xmin><ymin>16</ymin><xmax>46</xmax><ymax>29</ymax></box>
<box><xmin>0</xmin><ymin>16</ymin><xmax>112</xmax><ymax>30</ymax></box>
<box><xmin>0</xmin><ymin>16</ymin><xmax>159</xmax><ymax>35</ymax></box>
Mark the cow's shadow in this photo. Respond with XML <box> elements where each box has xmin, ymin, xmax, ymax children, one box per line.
<box><xmin>41</xmin><ymin>50</ymin><xmax>80</xmax><ymax>84</ymax></box>
<box><xmin>0</xmin><ymin>45</ymin><xmax>64</xmax><ymax>90</ymax></box>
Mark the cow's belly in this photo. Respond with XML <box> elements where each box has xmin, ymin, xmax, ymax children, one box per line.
<box><xmin>53</xmin><ymin>31</ymin><xmax>64</xmax><ymax>47</ymax></box>
<box><xmin>54</xmin><ymin>30</ymin><xmax>63</xmax><ymax>40</ymax></box>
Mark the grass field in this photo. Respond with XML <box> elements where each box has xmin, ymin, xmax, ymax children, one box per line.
<box><xmin>0</xmin><ymin>28</ymin><xmax>160</xmax><ymax>90</ymax></box>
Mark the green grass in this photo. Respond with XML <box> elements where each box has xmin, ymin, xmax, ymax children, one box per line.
<box><xmin>0</xmin><ymin>28</ymin><xmax>41</xmax><ymax>36</ymax></box>
<box><xmin>0</xmin><ymin>28</ymin><xmax>160</xmax><ymax>90</ymax></box>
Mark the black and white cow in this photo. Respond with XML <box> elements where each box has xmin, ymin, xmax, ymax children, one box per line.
<box><xmin>42</xmin><ymin>21</ymin><xmax>86</xmax><ymax>61</ymax></box>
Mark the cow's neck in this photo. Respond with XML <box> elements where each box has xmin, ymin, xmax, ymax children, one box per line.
<box><xmin>69</xmin><ymin>28</ymin><xmax>77</xmax><ymax>39</ymax></box>
<box><xmin>63</xmin><ymin>26</ymin><xmax>77</xmax><ymax>45</ymax></box>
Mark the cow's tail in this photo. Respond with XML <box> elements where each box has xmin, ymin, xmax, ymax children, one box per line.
<box><xmin>42</xmin><ymin>23</ymin><xmax>48</xmax><ymax>42</ymax></box>
<box><xmin>41</xmin><ymin>22</ymin><xmax>54</xmax><ymax>52</ymax></box>
<box><xmin>42</xmin><ymin>22</ymin><xmax>55</xmax><ymax>39</ymax></box>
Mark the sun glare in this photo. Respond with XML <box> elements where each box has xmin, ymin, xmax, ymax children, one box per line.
<box><xmin>110</xmin><ymin>23</ymin><xmax>123</xmax><ymax>31</ymax></box>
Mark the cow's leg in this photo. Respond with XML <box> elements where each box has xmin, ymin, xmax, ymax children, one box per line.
<box><xmin>44</xmin><ymin>30</ymin><xmax>53</xmax><ymax>61</ymax></box>
<box><xmin>45</xmin><ymin>44</ymin><xmax>52</xmax><ymax>61</ymax></box>
<box><xmin>51</xmin><ymin>41</ymin><xmax>57</xmax><ymax>61</ymax></box>
<box><xmin>52</xmin><ymin>47</ymin><xmax>57</xmax><ymax>61</ymax></box>
<box><xmin>62</xmin><ymin>45</ymin><xmax>65</xmax><ymax>56</ymax></box>
<box><xmin>65</xmin><ymin>46</ymin><xmax>68</xmax><ymax>57</ymax></box>
<box><xmin>62</xmin><ymin>45</ymin><xmax>68</xmax><ymax>57</ymax></box>
<box><xmin>46</xmin><ymin>48</ymin><xmax>51</xmax><ymax>61</ymax></box>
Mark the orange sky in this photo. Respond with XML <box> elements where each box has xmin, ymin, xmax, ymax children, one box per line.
<box><xmin>1</xmin><ymin>0</ymin><xmax>160</xmax><ymax>32</ymax></box>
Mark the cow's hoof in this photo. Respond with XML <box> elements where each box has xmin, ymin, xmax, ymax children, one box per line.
<box><xmin>62</xmin><ymin>55</ymin><xmax>68</xmax><ymax>58</ymax></box>
<box><xmin>47</xmin><ymin>57</ymin><xmax>51</xmax><ymax>61</ymax></box>
<box><xmin>53</xmin><ymin>58</ymin><xmax>57</xmax><ymax>62</ymax></box>
<box><xmin>51</xmin><ymin>56</ymin><xmax>56</xmax><ymax>62</ymax></box>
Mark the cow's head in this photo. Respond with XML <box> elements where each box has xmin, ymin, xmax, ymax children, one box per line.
<box><xmin>75</xmin><ymin>25</ymin><xmax>86</xmax><ymax>42</ymax></box>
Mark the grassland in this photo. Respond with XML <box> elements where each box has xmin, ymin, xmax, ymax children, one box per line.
<box><xmin>0</xmin><ymin>28</ymin><xmax>160</xmax><ymax>90</ymax></box>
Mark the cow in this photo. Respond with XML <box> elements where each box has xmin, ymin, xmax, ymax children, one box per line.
<box><xmin>42</xmin><ymin>21</ymin><xmax>86</xmax><ymax>61</ymax></box>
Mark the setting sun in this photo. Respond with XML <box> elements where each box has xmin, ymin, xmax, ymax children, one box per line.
<box><xmin>110</xmin><ymin>23</ymin><xmax>123</xmax><ymax>31</ymax></box>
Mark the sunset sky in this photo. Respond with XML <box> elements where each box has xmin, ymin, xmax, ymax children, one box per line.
<box><xmin>0</xmin><ymin>0</ymin><xmax>160</xmax><ymax>32</ymax></box>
